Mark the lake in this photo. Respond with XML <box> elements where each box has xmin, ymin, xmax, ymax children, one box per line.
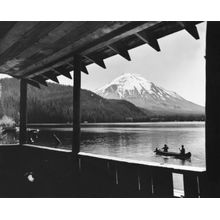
<box><xmin>32</xmin><ymin>121</ymin><xmax>205</xmax><ymax>169</ymax></box>
<box><xmin>2</xmin><ymin>121</ymin><xmax>205</xmax><ymax>195</ymax></box>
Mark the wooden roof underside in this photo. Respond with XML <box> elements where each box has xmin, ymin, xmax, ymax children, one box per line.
<box><xmin>0</xmin><ymin>21</ymin><xmax>202</xmax><ymax>87</ymax></box>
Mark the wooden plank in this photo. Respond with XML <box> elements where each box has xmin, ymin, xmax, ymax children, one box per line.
<box><xmin>138</xmin><ymin>166</ymin><xmax>153</xmax><ymax>197</ymax></box>
<box><xmin>14</xmin><ymin>22</ymin><xmax>126</xmax><ymax>76</ymax></box>
<box><xmin>108</xmin><ymin>44</ymin><xmax>131</xmax><ymax>61</ymax></box>
<box><xmin>0</xmin><ymin>22</ymin><xmax>16</xmax><ymax>40</ymax></box>
<box><xmin>13</xmin><ymin>21</ymin><xmax>202</xmax><ymax>79</ymax></box>
<box><xmin>185</xmin><ymin>25</ymin><xmax>200</xmax><ymax>40</ymax></box>
<box><xmin>152</xmin><ymin>168</ymin><xmax>173</xmax><ymax>197</ymax></box>
<box><xmin>178</xmin><ymin>22</ymin><xmax>200</xmax><ymax>40</ymax></box>
<box><xmin>0</xmin><ymin>22</ymin><xmax>63</xmax><ymax>67</ymax></box>
<box><xmin>80</xmin><ymin>62</ymin><xmax>89</xmax><ymax>74</ymax></box>
<box><xmin>7</xmin><ymin>22</ymin><xmax>86</xmax><ymax>73</ymax></box>
<box><xmin>78</xmin><ymin>152</ymin><xmax>206</xmax><ymax>173</ymax></box>
<box><xmin>53</xmin><ymin>66</ymin><xmax>72</xmax><ymax>79</ymax></box>
<box><xmin>79</xmin><ymin>157</ymin><xmax>116</xmax><ymax>197</ymax></box>
<box><xmin>198</xmin><ymin>173</ymin><xmax>220</xmax><ymax>197</ymax></box>
<box><xmin>0</xmin><ymin>22</ymin><xmax>39</xmax><ymax>55</ymax></box>
<box><xmin>66</xmin><ymin>62</ymin><xmax>89</xmax><ymax>75</ymax></box>
<box><xmin>25</xmin><ymin>79</ymin><xmax>40</xmax><ymax>89</ymax></box>
<box><xmin>135</xmin><ymin>32</ymin><xmax>160</xmax><ymax>51</ymax></box>
<box><xmin>206</xmin><ymin>21</ymin><xmax>220</xmax><ymax>184</ymax></box>
<box><xmin>62</xmin><ymin>70</ymin><xmax>72</xmax><ymax>79</ymax></box>
<box><xmin>31</xmin><ymin>76</ymin><xmax>48</xmax><ymax>86</ymax></box>
<box><xmin>116</xmin><ymin>162</ymin><xmax>140</xmax><ymax>197</ymax></box>
<box><xmin>17</xmin><ymin>22</ymin><xmax>159</xmax><ymax>77</ymax></box>
<box><xmin>79</xmin><ymin>22</ymin><xmax>159</xmax><ymax>56</ymax></box>
<box><xmin>71</xmin><ymin>55</ymin><xmax>82</xmax><ymax>193</ymax></box>
<box><xmin>72</xmin><ymin>55</ymin><xmax>81</xmax><ymax>157</ymax></box>
<box><xmin>183</xmin><ymin>173</ymin><xmax>199</xmax><ymax>197</ymax></box>
<box><xmin>85</xmin><ymin>55</ymin><xmax>106</xmax><ymax>69</ymax></box>
<box><xmin>19</xmin><ymin>79</ymin><xmax>27</xmax><ymax>145</ymax></box>
<box><xmin>197</xmin><ymin>173</ymin><xmax>208</xmax><ymax>197</ymax></box>
<box><xmin>43</xmin><ymin>71</ymin><xmax>59</xmax><ymax>83</ymax></box>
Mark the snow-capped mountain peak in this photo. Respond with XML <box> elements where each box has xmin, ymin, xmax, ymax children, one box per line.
<box><xmin>95</xmin><ymin>73</ymin><xmax>204</xmax><ymax>114</ymax></box>
<box><xmin>96</xmin><ymin>73</ymin><xmax>151</xmax><ymax>98</ymax></box>
<box><xmin>96</xmin><ymin>73</ymin><xmax>181</xmax><ymax>100</ymax></box>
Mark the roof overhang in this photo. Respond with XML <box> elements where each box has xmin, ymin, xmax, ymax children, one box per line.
<box><xmin>0</xmin><ymin>21</ymin><xmax>202</xmax><ymax>87</ymax></box>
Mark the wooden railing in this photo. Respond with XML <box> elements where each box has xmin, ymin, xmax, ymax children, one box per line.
<box><xmin>0</xmin><ymin>144</ymin><xmax>207</xmax><ymax>197</ymax></box>
<box><xmin>78</xmin><ymin>152</ymin><xmax>206</xmax><ymax>198</ymax></box>
<box><xmin>0</xmin><ymin>144</ymin><xmax>74</xmax><ymax>197</ymax></box>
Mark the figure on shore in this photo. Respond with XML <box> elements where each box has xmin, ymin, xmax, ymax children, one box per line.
<box><xmin>179</xmin><ymin>145</ymin><xmax>185</xmax><ymax>155</ymax></box>
<box><xmin>162</xmin><ymin>144</ymin><xmax>169</xmax><ymax>152</ymax></box>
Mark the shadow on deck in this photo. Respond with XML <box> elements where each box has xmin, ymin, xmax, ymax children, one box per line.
<box><xmin>0</xmin><ymin>144</ymin><xmax>216</xmax><ymax>198</ymax></box>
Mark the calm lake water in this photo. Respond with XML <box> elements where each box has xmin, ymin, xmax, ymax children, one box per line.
<box><xmin>32</xmin><ymin>121</ymin><xmax>205</xmax><ymax>169</ymax></box>
<box><xmin>1</xmin><ymin>121</ymin><xmax>204</xmax><ymax>194</ymax></box>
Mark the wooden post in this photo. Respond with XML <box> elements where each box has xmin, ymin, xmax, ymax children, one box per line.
<box><xmin>152</xmin><ymin>168</ymin><xmax>173</xmax><ymax>197</ymax></box>
<box><xmin>72</xmin><ymin>55</ymin><xmax>81</xmax><ymax>157</ymax></box>
<box><xmin>72</xmin><ymin>56</ymin><xmax>81</xmax><ymax>173</ymax></box>
<box><xmin>19</xmin><ymin>79</ymin><xmax>27</xmax><ymax>145</ymax></box>
<box><xmin>183</xmin><ymin>173</ymin><xmax>199</xmax><ymax>198</ymax></box>
<box><xmin>206</xmin><ymin>22</ymin><xmax>220</xmax><ymax>185</ymax></box>
<box><xmin>71</xmin><ymin>55</ymin><xmax>81</xmax><ymax>195</ymax></box>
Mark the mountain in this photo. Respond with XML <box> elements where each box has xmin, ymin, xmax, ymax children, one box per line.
<box><xmin>95</xmin><ymin>73</ymin><xmax>205</xmax><ymax>117</ymax></box>
<box><xmin>0</xmin><ymin>78</ymin><xmax>147</xmax><ymax>123</ymax></box>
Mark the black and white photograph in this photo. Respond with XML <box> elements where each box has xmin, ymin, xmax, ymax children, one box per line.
<box><xmin>0</xmin><ymin>20</ymin><xmax>207</xmax><ymax>197</ymax></box>
<box><xmin>0</xmin><ymin>1</ymin><xmax>219</xmax><ymax>218</ymax></box>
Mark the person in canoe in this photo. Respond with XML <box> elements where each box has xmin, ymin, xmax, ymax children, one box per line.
<box><xmin>179</xmin><ymin>145</ymin><xmax>185</xmax><ymax>155</ymax></box>
<box><xmin>162</xmin><ymin>144</ymin><xmax>169</xmax><ymax>152</ymax></box>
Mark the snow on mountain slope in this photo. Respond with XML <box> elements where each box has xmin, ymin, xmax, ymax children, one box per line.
<box><xmin>95</xmin><ymin>73</ymin><xmax>204</xmax><ymax>115</ymax></box>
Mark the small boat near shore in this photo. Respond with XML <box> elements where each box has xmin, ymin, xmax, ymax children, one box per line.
<box><xmin>154</xmin><ymin>148</ymin><xmax>191</xmax><ymax>160</ymax></box>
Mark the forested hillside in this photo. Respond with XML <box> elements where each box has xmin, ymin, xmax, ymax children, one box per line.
<box><xmin>0</xmin><ymin>78</ymin><xmax>148</xmax><ymax>123</ymax></box>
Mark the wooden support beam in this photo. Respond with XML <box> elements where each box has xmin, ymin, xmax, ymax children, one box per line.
<box><xmin>206</xmin><ymin>21</ymin><xmax>220</xmax><ymax>185</ymax></box>
<box><xmin>19</xmin><ymin>79</ymin><xmax>27</xmax><ymax>145</ymax></box>
<box><xmin>185</xmin><ymin>25</ymin><xmax>200</xmax><ymax>40</ymax></box>
<box><xmin>72</xmin><ymin>55</ymin><xmax>81</xmax><ymax>158</ymax></box>
<box><xmin>108</xmin><ymin>44</ymin><xmax>131</xmax><ymax>61</ymax></box>
<box><xmin>152</xmin><ymin>168</ymin><xmax>173</xmax><ymax>197</ymax></box>
<box><xmin>53</xmin><ymin>68</ymin><xmax>72</xmax><ymax>79</ymax></box>
<box><xmin>178</xmin><ymin>22</ymin><xmax>200</xmax><ymax>40</ymax></box>
<box><xmin>67</xmin><ymin>63</ymin><xmax>74</xmax><ymax>69</ymax></box>
<box><xmin>62</xmin><ymin>70</ymin><xmax>72</xmax><ymax>79</ymax></box>
<box><xmin>85</xmin><ymin>55</ymin><xmax>106</xmax><ymax>69</ymax></box>
<box><xmin>80</xmin><ymin>62</ymin><xmax>89</xmax><ymax>74</ymax></box>
<box><xmin>184</xmin><ymin>173</ymin><xmax>199</xmax><ymax>198</ymax></box>
<box><xmin>25</xmin><ymin>79</ymin><xmax>41</xmax><ymax>89</ymax></box>
<box><xmin>135</xmin><ymin>32</ymin><xmax>160</xmax><ymax>52</ymax></box>
<box><xmin>19</xmin><ymin>22</ymin><xmax>158</xmax><ymax>78</ymax></box>
<box><xmin>68</xmin><ymin>61</ymin><xmax>89</xmax><ymax>75</ymax></box>
<box><xmin>31</xmin><ymin>75</ymin><xmax>48</xmax><ymax>86</ymax></box>
<box><xmin>43</xmin><ymin>71</ymin><xmax>59</xmax><ymax>83</ymax></box>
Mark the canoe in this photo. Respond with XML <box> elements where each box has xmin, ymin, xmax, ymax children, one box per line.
<box><xmin>154</xmin><ymin>148</ymin><xmax>191</xmax><ymax>159</ymax></box>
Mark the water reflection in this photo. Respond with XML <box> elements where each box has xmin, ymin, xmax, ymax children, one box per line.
<box><xmin>0</xmin><ymin>122</ymin><xmax>205</xmax><ymax>169</ymax></box>
<box><xmin>80</xmin><ymin>122</ymin><xmax>205</xmax><ymax>168</ymax></box>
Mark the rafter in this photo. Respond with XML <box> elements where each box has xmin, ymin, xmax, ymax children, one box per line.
<box><xmin>24</xmin><ymin>79</ymin><xmax>41</xmax><ymax>88</ymax></box>
<box><xmin>53</xmin><ymin>68</ymin><xmax>72</xmax><ymax>79</ymax></box>
<box><xmin>84</xmin><ymin>55</ymin><xmax>106</xmax><ymax>69</ymax></box>
<box><xmin>68</xmin><ymin>60</ymin><xmax>89</xmax><ymax>75</ymax></box>
<box><xmin>60</xmin><ymin>70</ymin><xmax>72</xmax><ymax>79</ymax></box>
<box><xmin>178</xmin><ymin>22</ymin><xmax>200</xmax><ymax>40</ymax></box>
<box><xmin>32</xmin><ymin>75</ymin><xmax>48</xmax><ymax>86</ymax></box>
<box><xmin>108</xmin><ymin>44</ymin><xmax>131</xmax><ymax>61</ymax></box>
<box><xmin>80</xmin><ymin>62</ymin><xmax>89</xmax><ymax>74</ymax></box>
<box><xmin>135</xmin><ymin>32</ymin><xmax>160</xmax><ymax>52</ymax></box>
<box><xmin>43</xmin><ymin>71</ymin><xmax>59</xmax><ymax>83</ymax></box>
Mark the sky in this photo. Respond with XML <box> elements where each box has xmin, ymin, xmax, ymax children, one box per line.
<box><xmin>0</xmin><ymin>22</ymin><xmax>206</xmax><ymax>106</ymax></box>
<box><xmin>81</xmin><ymin>22</ymin><xmax>206</xmax><ymax>106</ymax></box>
